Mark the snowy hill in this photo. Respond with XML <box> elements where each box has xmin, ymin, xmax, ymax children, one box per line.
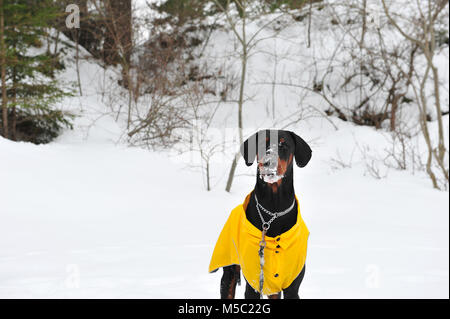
<box><xmin>0</xmin><ymin>1</ymin><xmax>448</xmax><ymax>298</ymax></box>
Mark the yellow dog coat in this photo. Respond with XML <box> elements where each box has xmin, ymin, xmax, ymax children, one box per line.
<box><xmin>209</xmin><ymin>192</ymin><xmax>309</xmax><ymax>296</ymax></box>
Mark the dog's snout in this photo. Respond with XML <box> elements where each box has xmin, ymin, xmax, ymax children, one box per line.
<box><xmin>262</xmin><ymin>156</ymin><xmax>273</xmax><ymax>166</ymax></box>
<box><xmin>259</xmin><ymin>151</ymin><xmax>277</xmax><ymax>165</ymax></box>
<box><xmin>259</xmin><ymin>148</ymin><xmax>279</xmax><ymax>174</ymax></box>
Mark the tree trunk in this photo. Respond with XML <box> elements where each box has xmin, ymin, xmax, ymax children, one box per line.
<box><xmin>307</xmin><ymin>0</ymin><xmax>312</xmax><ymax>48</ymax></box>
<box><xmin>360</xmin><ymin>0</ymin><xmax>367</xmax><ymax>46</ymax></box>
<box><xmin>126</xmin><ymin>63</ymin><xmax>132</xmax><ymax>129</ymax></box>
<box><xmin>430</xmin><ymin>64</ymin><xmax>448</xmax><ymax>180</ymax></box>
<box><xmin>225</xmin><ymin>17</ymin><xmax>247</xmax><ymax>193</ymax></box>
<box><xmin>421</xmin><ymin>16</ymin><xmax>448</xmax><ymax>185</ymax></box>
<box><xmin>225</xmin><ymin>152</ymin><xmax>240</xmax><ymax>193</ymax></box>
<box><xmin>75</xmin><ymin>29</ymin><xmax>83</xmax><ymax>96</ymax></box>
<box><xmin>101</xmin><ymin>0</ymin><xmax>133</xmax><ymax>128</ymax></box>
<box><xmin>104</xmin><ymin>0</ymin><xmax>132</xmax><ymax>71</ymax></box>
<box><xmin>0</xmin><ymin>0</ymin><xmax>7</xmax><ymax>138</ymax></box>
<box><xmin>11</xmin><ymin>67</ymin><xmax>17</xmax><ymax>140</ymax></box>
<box><xmin>390</xmin><ymin>93</ymin><xmax>402</xmax><ymax>132</ymax></box>
<box><xmin>272</xmin><ymin>39</ymin><xmax>277</xmax><ymax>120</ymax></box>
<box><xmin>206</xmin><ymin>161</ymin><xmax>211</xmax><ymax>191</ymax></box>
<box><xmin>419</xmin><ymin>64</ymin><xmax>439</xmax><ymax>189</ymax></box>
<box><xmin>237</xmin><ymin>47</ymin><xmax>247</xmax><ymax>146</ymax></box>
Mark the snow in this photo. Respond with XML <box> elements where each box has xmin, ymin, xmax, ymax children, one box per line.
<box><xmin>0</xmin><ymin>1</ymin><xmax>448</xmax><ymax>299</ymax></box>
<box><xmin>1</xmin><ymin>116</ymin><xmax>447</xmax><ymax>298</ymax></box>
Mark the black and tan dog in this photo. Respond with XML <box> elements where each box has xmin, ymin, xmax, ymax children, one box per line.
<box><xmin>209</xmin><ymin>129</ymin><xmax>312</xmax><ymax>299</ymax></box>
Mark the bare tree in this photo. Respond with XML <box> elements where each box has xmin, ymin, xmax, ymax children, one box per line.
<box><xmin>383</xmin><ymin>120</ymin><xmax>424</xmax><ymax>173</ymax></box>
<box><xmin>382</xmin><ymin>0</ymin><xmax>449</xmax><ymax>189</ymax></box>
<box><xmin>125</xmin><ymin>27</ymin><xmax>192</xmax><ymax>149</ymax></box>
<box><xmin>71</xmin><ymin>27</ymin><xmax>83</xmax><ymax>96</ymax></box>
<box><xmin>184</xmin><ymin>84</ymin><xmax>224</xmax><ymax>191</ymax></box>
<box><xmin>92</xmin><ymin>0</ymin><xmax>134</xmax><ymax>129</ymax></box>
<box><xmin>212</xmin><ymin>0</ymin><xmax>249</xmax><ymax>192</ymax></box>
<box><xmin>212</xmin><ymin>0</ymin><xmax>298</xmax><ymax>192</ymax></box>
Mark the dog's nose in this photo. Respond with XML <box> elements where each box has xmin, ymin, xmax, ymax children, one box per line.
<box><xmin>259</xmin><ymin>148</ymin><xmax>279</xmax><ymax>171</ymax></box>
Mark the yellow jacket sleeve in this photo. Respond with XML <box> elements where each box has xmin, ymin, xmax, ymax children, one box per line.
<box><xmin>208</xmin><ymin>207</ymin><xmax>242</xmax><ymax>273</ymax></box>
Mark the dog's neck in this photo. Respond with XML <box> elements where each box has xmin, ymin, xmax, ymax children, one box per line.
<box><xmin>254</xmin><ymin>168</ymin><xmax>295</xmax><ymax>212</ymax></box>
<box><xmin>246</xmin><ymin>166</ymin><xmax>297</xmax><ymax>237</ymax></box>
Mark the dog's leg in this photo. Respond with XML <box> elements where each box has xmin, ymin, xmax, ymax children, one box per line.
<box><xmin>268</xmin><ymin>292</ymin><xmax>282</xmax><ymax>299</ymax></box>
<box><xmin>220</xmin><ymin>265</ymin><xmax>241</xmax><ymax>299</ymax></box>
<box><xmin>244</xmin><ymin>283</ymin><xmax>281</xmax><ymax>299</ymax></box>
<box><xmin>244</xmin><ymin>281</ymin><xmax>261</xmax><ymax>299</ymax></box>
<box><xmin>282</xmin><ymin>266</ymin><xmax>305</xmax><ymax>299</ymax></box>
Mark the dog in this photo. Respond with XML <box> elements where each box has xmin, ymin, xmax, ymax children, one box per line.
<box><xmin>209</xmin><ymin>129</ymin><xmax>312</xmax><ymax>299</ymax></box>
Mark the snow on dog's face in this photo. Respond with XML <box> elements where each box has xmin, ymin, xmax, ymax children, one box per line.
<box><xmin>240</xmin><ymin>130</ymin><xmax>312</xmax><ymax>186</ymax></box>
<box><xmin>256</xmin><ymin>133</ymin><xmax>293</xmax><ymax>184</ymax></box>
<box><xmin>258</xmin><ymin>145</ymin><xmax>281</xmax><ymax>183</ymax></box>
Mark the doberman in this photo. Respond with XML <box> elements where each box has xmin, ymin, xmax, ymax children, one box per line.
<box><xmin>220</xmin><ymin>129</ymin><xmax>312</xmax><ymax>299</ymax></box>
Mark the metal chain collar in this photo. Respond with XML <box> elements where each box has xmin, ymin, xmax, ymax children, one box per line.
<box><xmin>254</xmin><ymin>194</ymin><xmax>296</xmax><ymax>231</ymax></box>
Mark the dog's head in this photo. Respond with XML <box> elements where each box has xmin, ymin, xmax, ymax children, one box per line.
<box><xmin>240</xmin><ymin>130</ymin><xmax>312</xmax><ymax>185</ymax></box>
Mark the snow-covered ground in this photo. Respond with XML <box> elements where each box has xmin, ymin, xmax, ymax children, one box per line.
<box><xmin>1</xmin><ymin>115</ymin><xmax>448</xmax><ymax>298</ymax></box>
<box><xmin>0</xmin><ymin>2</ymin><xmax>448</xmax><ymax>299</ymax></box>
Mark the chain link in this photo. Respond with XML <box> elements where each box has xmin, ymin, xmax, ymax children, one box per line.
<box><xmin>254</xmin><ymin>194</ymin><xmax>295</xmax><ymax>231</ymax></box>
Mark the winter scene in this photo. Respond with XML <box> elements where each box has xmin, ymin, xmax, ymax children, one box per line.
<box><xmin>0</xmin><ymin>0</ymin><xmax>448</xmax><ymax>299</ymax></box>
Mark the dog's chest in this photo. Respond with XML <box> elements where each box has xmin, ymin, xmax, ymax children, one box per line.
<box><xmin>245</xmin><ymin>199</ymin><xmax>298</xmax><ymax>237</ymax></box>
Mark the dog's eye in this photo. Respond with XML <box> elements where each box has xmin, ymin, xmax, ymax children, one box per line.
<box><xmin>278</xmin><ymin>141</ymin><xmax>286</xmax><ymax>148</ymax></box>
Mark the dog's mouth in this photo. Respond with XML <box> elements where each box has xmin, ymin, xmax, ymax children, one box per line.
<box><xmin>259</xmin><ymin>171</ymin><xmax>284</xmax><ymax>184</ymax></box>
<box><xmin>258</xmin><ymin>161</ymin><xmax>284</xmax><ymax>184</ymax></box>
<box><xmin>258</xmin><ymin>148</ymin><xmax>285</xmax><ymax>184</ymax></box>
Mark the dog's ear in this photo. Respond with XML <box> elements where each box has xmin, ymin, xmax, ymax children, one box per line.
<box><xmin>240</xmin><ymin>132</ymin><xmax>258</xmax><ymax>166</ymax></box>
<box><xmin>289</xmin><ymin>131</ymin><xmax>312</xmax><ymax>168</ymax></box>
